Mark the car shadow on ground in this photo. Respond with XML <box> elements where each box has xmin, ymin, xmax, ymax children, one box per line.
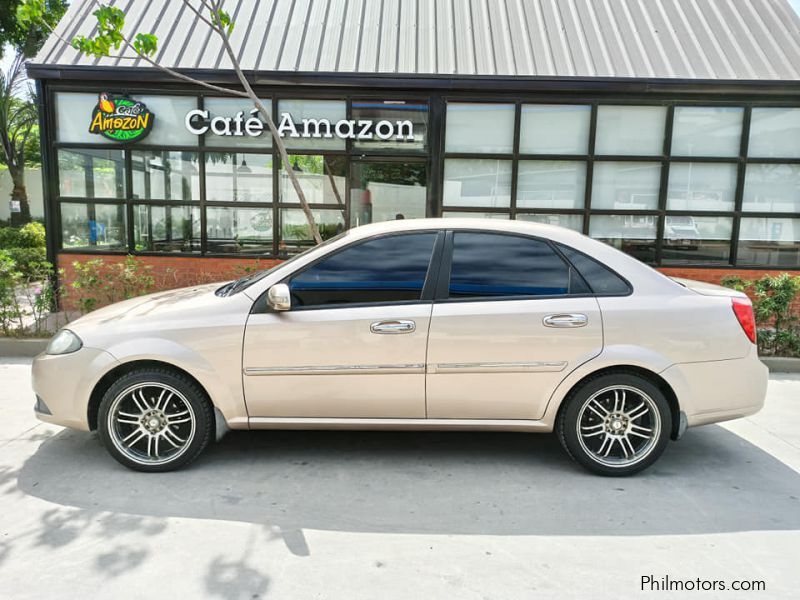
<box><xmin>17</xmin><ymin>424</ymin><xmax>800</xmax><ymax>542</ymax></box>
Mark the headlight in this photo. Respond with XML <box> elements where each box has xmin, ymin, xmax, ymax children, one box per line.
<box><xmin>46</xmin><ymin>329</ymin><xmax>83</xmax><ymax>355</ymax></box>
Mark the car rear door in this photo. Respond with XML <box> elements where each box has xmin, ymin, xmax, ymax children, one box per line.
<box><xmin>242</xmin><ymin>230</ymin><xmax>443</xmax><ymax>419</ymax></box>
<box><xmin>425</xmin><ymin>231</ymin><xmax>603</xmax><ymax>420</ymax></box>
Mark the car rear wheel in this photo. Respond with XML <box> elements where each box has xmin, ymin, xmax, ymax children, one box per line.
<box><xmin>97</xmin><ymin>368</ymin><xmax>213</xmax><ymax>472</ymax></box>
<box><xmin>557</xmin><ymin>373</ymin><xmax>672</xmax><ymax>476</ymax></box>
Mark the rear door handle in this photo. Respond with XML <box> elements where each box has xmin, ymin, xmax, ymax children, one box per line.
<box><xmin>370</xmin><ymin>320</ymin><xmax>416</xmax><ymax>334</ymax></box>
<box><xmin>543</xmin><ymin>313</ymin><xmax>588</xmax><ymax>328</ymax></box>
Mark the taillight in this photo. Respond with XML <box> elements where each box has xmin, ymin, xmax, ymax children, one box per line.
<box><xmin>731</xmin><ymin>297</ymin><xmax>756</xmax><ymax>344</ymax></box>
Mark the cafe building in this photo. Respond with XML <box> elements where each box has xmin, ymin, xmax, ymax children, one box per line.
<box><xmin>28</xmin><ymin>0</ymin><xmax>800</xmax><ymax>291</ymax></box>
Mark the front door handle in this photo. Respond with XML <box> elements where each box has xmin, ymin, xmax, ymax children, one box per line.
<box><xmin>543</xmin><ymin>313</ymin><xmax>588</xmax><ymax>328</ymax></box>
<box><xmin>370</xmin><ymin>320</ymin><xmax>416</xmax><ymax>334</ymax></box>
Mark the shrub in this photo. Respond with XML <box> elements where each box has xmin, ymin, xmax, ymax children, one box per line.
<box><xmin>64</xmin><ymin>256</ymin><xmax>155</xmax><ymax>314</ymax></box>
<box><xmin>0</xmin><ymin>222</ymin><xmax>45</xmax><ymax>249</ymax></box>
<box><xmin>722</xmin><ymin>273</ymin><xmax>800</xmax><ymax>357</ymax></box>
<box><xmin>0</xmin><ymin>250</ymin><xmax>23</xmax><ymax>336</ymax></box>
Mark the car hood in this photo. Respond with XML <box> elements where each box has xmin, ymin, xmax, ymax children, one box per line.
<box><xmin>66</xmin><ymin>282</ymin><xmax>229</xmax><ymax>333</ymax></box>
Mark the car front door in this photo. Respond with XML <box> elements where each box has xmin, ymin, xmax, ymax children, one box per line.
<box><xmin>242</xmin><ymin>231</ymin><xmax>442</xmax><ymax>419</ymax></box>
<box><xmin>426</xmin><ymin>231</ymin><xmax>603</xmax><ymax>420</ymax></box>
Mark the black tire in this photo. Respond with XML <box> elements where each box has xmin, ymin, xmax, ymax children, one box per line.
<box><xmin>556</xmin><ymin>372</ymin><xmax>672</xmax><ymax>476</ymax></box>
<box><xmin>97</xmin><ymin>368</ymin><xmax>214</xmax><ymax>472</ymax></box>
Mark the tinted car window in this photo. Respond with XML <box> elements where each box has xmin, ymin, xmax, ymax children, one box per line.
<box><xmin>448</xmin><ymin>233</ymin><xmax>569</xmax><ymax>298</ymax></box>
<box><xmin>290</xmin><ymin>233</ymin><xmax>437</xmax><ymax>307</ymax></box>
<box><xmin>556</xmin><ymin>243</ymin><xmax>631</xmax><ymax>295</ymax></box>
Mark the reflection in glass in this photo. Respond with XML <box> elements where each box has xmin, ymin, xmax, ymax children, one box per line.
<box><xmin>591</xmin><ymin>162</ymin><xmax>661</xmax><ymax>210</ymax></box>
<box><xmin>280</xmin><ymin>208</ymin><xmax>345</xmax><ymax>255</ymax></box>
<box><xmin>519</xmin><ymin>104</ymin><xmax>590</xmax><ymax>155</ymax></box>
<box><xmin>278</xmin><ymin>99</ymin><xmax>346</xmax><ymax>150</ymax></box>
<box><xmin>672</xmin><ymin>106</ymin><xmax>743</xmax><ymax>157</ymax></box>
<box><xmin>442</xmin><ymin>212</ymin><xmax>509</xmax><ymax>219</ymax></box>
<box><xmin>350</xmin><ymin>162</ymin><xmax>427</xmax><ymax>226</ymax></box>
<box><xmin>280</xmin><ymin>155</ymin><xmax>347</xmax><ymax>208</ymax></box>
<box><xmin>742</xmin><ymin>164</ymin><xmax>800</xmax><ymax>213</ymax></box>
<box><xmin>58</xmin><ymin>149</ymin><xmax>125</xmax><ymax>198</ymax></box>
<box><xmin>443</xmin><ymin>159</ymin><xmax>512</xmax><ymax>208</ymax></box>
<box><xmin>666</xmin><ymin>162</ymin><xmax>737</xmax><ymax>211</ymax></box>
<box><xmin>203</xmin><ymin>97</ymin><xmax>272</xmax><ymax>148</ymax></box>
<box><xmin>595</xmin><ymin>106</ymin><xmax>666</xmax><ymax>156</ymax></box>
<box><xmin>516</xmin><ymin>161</ymin><xmax>586</xmax><ymax>209</ymax></box>
<box><xmin>516</xmin><ymin>213</ymin><xmax>583</xmax><ymax>231</ymax></box>
<box><xmin>738</xmin><ymin>217</ymin><xmax>800</xmax><ymax>268</ymax></box>
<box><xmin>589</xmin><ymin>214</ymin><xmax>657</xmax><ymax>262</ymax></box>
<box><xmin>206</xmin><ymin>207</ymin><xmax>273</xmax><ymax>254</ymax></box>
<box><xmin>135</xmin><ymin>95</ymin><xmax>199</xmax><ymax>146</ymax></box>
<box><xmin>445</xmin><ymin>103</ymin><xmax>514</xmax><ymax>153</ymax></box>
<box><xmin>748</xmin><ymin>108</ymin><xmax>800</xmax><ymax>159</ymax></box>
<box><xmin>133</xmin><ymin>205</ymin><xmax>201</xmax><ymax>253</ymax></box>
<box><xmin>132</xmin><ymin>151</ymin><xmax>200</xmax><ymax>201</ymax></box>
<box><xmin>662</xmin><ymin>216</ymin><xmax>732</xmax><ymax>264</ymax></box>
<box><xmin>352</xmin><ymin>100</ymin><xmax>428</xmax><ymax>152</ymax></box>
<box><xmin>205</xmin><ymin>153</ymin><xmax>273</xmax><ymax>202</ymax></box>
<box><xmin>60</xmin><ymin>203</ymin><xmax>126</xmax><ymax>250</ymax></box>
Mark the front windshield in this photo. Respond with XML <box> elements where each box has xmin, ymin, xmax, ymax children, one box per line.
<box><xmin>216</xmin><ymin>231</ymin><xmax>349</xmax><ymax>296</ymax></box>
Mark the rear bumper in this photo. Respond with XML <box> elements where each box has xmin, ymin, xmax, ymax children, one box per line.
<box><xmin>660</xmin><ymin>345</ymin><xmax>767</xmax><ymax>428</ymax></box>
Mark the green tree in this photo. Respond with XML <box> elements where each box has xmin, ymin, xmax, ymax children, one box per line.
<box><xmin>0</xmin><ymin>0</ymin><xmax>68</xmax><ymax>59</ymax></box>
<box><xmin>19</xmin><ymin>0</ymin><xmax>324</xmax><ymax>244</ymax></box>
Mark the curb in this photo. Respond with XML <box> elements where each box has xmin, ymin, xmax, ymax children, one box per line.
<box><xmin>0</xmin><ymin>338</ymin><xmax>49</xmax><ymax>357</ymax></box>
<box><xmin>761</xmin><ymin>357</ymin><xmax>800</xmax><ymax>373</ymax></box>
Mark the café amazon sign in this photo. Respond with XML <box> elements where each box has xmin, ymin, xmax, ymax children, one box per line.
<box><xmin>88</xmin><ymin>93</ymin><xmax>154</xmax><ymax>142</ymax></box>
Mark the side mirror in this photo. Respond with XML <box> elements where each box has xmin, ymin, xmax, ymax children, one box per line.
<box><xmin>267</xmin><ymin>283</ymin><xmax>291</xmax><ymax>311</ymax></box>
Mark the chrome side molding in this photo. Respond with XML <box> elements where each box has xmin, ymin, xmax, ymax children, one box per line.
<box><xmin>244</xmin><ymin>364</ymin><xmax>425</xmax><ymax>376</ymax></box>
<box><xmin>428</xmin><ymin>361</ymin><xmax>567</xmax><ymax>374</ymax></box>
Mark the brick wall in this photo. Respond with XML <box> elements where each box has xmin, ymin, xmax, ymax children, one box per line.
<box><xmin>56</xmin><ymin>252</ymin><xmax>800</xmax><ymax>314</ymax></box>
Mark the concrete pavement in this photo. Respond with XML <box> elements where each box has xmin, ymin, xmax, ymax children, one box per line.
<box><xmin>0</xmin><ymin>357</ymin><xmax>798</xmax><ymax>599</ymax></box>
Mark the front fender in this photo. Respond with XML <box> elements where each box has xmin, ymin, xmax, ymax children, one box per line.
<box><xmin>539</xmin><ymin>345</ymin><xmax>676</xmax><ymax>428</ymax></box>
<box><xmin>102</xmin><ymin>337</ymin><xmax>248</xmax><ymax>429</ymax></box>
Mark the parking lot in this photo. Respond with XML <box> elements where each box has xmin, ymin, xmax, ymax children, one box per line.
<box><xmin>0</xmin><ymin>356</ymin><xmax>799</xmax><ymax>599</ymax></box>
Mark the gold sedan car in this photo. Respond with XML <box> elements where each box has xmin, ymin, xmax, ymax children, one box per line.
<box><xmin>32</xmin><ymin>219</ymin><xmax>767</xmax><ymax>475</ymax></box>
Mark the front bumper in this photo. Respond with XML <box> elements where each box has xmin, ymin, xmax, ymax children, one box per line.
<box><xmin>660</xmin><ymin>345</ymin><xmax>768</xmax><ymax>428</ymax></box>
<box><xmin>31</xmin><ymin>347</ymin><xmax>119</xmax><ymax>431</ymax></box>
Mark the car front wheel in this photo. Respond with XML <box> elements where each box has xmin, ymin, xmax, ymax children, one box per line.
<box><xmin>97</xmin><ymin>368</ymin><xmax>213</xmax><ymax>472</ymax></box>
<box><xmin>557</xmin><ymin>373</ymin><xmax>672</xmax><ymax>476</ymax></box>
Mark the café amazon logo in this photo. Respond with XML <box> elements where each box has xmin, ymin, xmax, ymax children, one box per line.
<box><xmin>88</xmin><ymin>93</ymin><xmax>154</xmax><ymax>143</ymax></box>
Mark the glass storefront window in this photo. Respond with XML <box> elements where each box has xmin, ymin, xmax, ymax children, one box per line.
<box><xmin>279</xmin><ymin>208</ymin><xmax>345</xmax><ymax>255</ymax></box>
<box><xmin>279</xmin><ymin>155</ymin><xmax>347</xmax><ymax>206</ymax></box>
<box><xmin>206</xmin><ymin>207</ymin><xmax>273</xmax><ymax>254</ymax></box>
<box><xmin>132</xmin><ymin>151</ymin><xmax>200</xmax><ymax>201</ymax></box>
<box><xmin>55</xmin><ymin>92</ymin><xmax>113</xmax><ymax>144</ymax></box>
<box><xmin>666</xmin><ymin>162</ymin><xmax>737</xmax><ymax>211</ymax></box>
<box><xmin>748</xmin><ymin>108</ymin><xmax>800</xmax><ymax>158</ymax></box>
<box><xmin>662</xmin><ymin>215</ymin><xmax>732</xmax><ymax>264</ymax></box>
<box><xmin>205</xmin><ymin>153</ymin><xmax>273</xmax><ymax>202</ymax></box>
<box><xmin>60</xmin><ymin>202</ymin><xmax>126</xmax><ymax>250</ymax></box>
<box><xmin>672</xmin><ymin>106</ymin><xmax>743</xmax><ymax>157</ymax></box>
<box><xmin>134</xmin><ymin>95</ymin><xmax>198</xmax><ymax>146</ymax></box>
<box><xmin>445</xmin><ymin>103</ymin><xmax>514</xmax><ymax>153</ymax></box>
<box><xmin>516</xmin><ymin>213</ymin><xmax>583</xmax><ymax>231</ymax></box>
<box><xmin>350</xmin><ymin>162</ymin><xmax>427</xmax><ymax>226</ymax></box>
<box><xmin>591</xmin><ymin>161</ymin><xmax>661</xmax><ymax>210</ymax></box>
<box><xmin>738</xmin><ymin>217</ymin><xmax>800</xmax><ymax>267</ymax></box>
<box><xmin>278</xmin><ymin>99</ymin><xmax>346</xmax><ymax>150</ymax></box>
<box><xmin>442</xmin><ymin>211</ymin><xmax>510</xmax><ymax>219</ymax></box>
<box><xmin>589</xmin><ymin>214</ymin><xmax>657</xmax><ymax>262</ymax></box>
<box><xmin>133</xmin><ymin>205</ymin><xmax>201</xmax><ymax>253</ymax></box>
<box><xmin>352</xmin><ymin>100</ymin><xmax>428</xmax><ymax>152</ymax></box>
<box><xmin>742</xmin><ymin>163</ymin><xmax>800</xmax><ymax>213</ymax></box>
<box><xmin>203</xmin><ymin>97</ymin><xmax>273</xmax><ymax>148</ymax></box>
<box><xmin>519</xmin><ymin>104</ymin><xmax>590</xmax><ymax>155</ymax></box>
<box><xmin>58</xmin><ymin>149</ymin><xmax>125</xmax><ymax>198</ymax></box>
<box><xmin>595</xmin><ymin>106</ymin><xmax>667</xmax><ymax>156</ymax></box>
<box><xmin>516</xmin><ymin>161</ymin><xmax>586</xmax><ymax>209</ymax></box>
<box><xmin>443</xmin><ymin>159</ymin><xmax>512</xmax><ymax>208</ymax></box>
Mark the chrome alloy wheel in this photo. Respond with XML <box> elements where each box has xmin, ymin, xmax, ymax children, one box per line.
<box><xmin>576</xmin><ymin>385</ymin><xmax>661</xmax><ymax>468</ymax></box>
<box><xmin>107</xmin><ymin>382</ymin><xmax>196</xmax><ymax>466</ymax></box>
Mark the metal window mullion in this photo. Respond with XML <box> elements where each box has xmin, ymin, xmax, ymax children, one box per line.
<box><xmin>272</xmin><ymin>95</ymin><xmax>280</xmax><ymax>256</ymax></box>
<box><xmin>731</xmin><ymin>106</ymin><xmax>752</xmax><ymax>267</ymax></box>
<box><xmin>510</xmin><ymin>101</ymin><xmax>521</xmax><ymax>219</ymax></box>
<box><xmin>654</xmin><ymin>105</ymin><xmax>675</xmax><ymax>266</ymax></box>
<box><xmin>583</xmin><ymin>103</ymin><xmax>598</xmax><ymax>235</ymax></box>
<box><xmin>124</xmin><ymin>149</ymin><xmax>134</xmax><ymax>254</ymax></box>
